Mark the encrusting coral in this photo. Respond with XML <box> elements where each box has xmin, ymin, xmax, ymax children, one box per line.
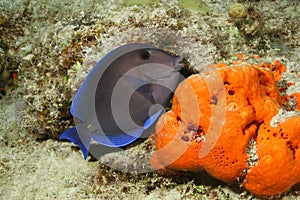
<box><xmin>150</xmin><ymin>55</ymin><xmax>300</xmax><ymax>196</ymax></box>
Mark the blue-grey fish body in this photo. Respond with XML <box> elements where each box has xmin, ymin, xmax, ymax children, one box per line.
<box><xmin>60</xmin><ymin>43</ymin><xmax>183</xmax><ymax>159</ymax></box>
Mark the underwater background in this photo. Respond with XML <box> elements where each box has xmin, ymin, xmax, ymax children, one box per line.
<box><xmin>0</xmin><ymin>0</ymin><xmax>299</xmax><ymax>199</ymax></box>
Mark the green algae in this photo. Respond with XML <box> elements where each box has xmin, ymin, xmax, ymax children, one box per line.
<box><xmin>123</xmin><ymin>0</ymin><xmax>159</xmax><ymax>7</ymax></box>
<box><xmin>228</xmin><ymin>3</ymin><xmax>247</xmax><ymax>19</ymax></box>
<box><xmin>178</xmin><ymin>0</ymin><xmax>210</xmax><ymax>15</ymax></box>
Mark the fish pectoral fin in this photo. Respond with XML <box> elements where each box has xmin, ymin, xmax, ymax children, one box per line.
<box><xmin>122</xmin><ymin>74</ymin><xmax>150</xmax><ymax>89</ymax></box>
<box><xmin>123</xmin><ymin>74</ymin><xmax>157</xmax><ymax>104</ymax></box>
<box><xmin>60</xmin><ymin>127</ymin><xmax>91</xmax><ymax>159</ymax></box>
<box><xmin>139</xmin><ymin>65</ymin><xmax>178</xmax><ymax>81</ymax></box>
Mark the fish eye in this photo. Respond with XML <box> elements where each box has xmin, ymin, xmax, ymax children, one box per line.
<box><xmin>140</xmin><ymin>50</ymin><xmax>151</xmax><ymax>60</ymax></box>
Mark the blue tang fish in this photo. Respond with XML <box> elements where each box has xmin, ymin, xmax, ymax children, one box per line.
<box><xmin>60</xmin><ymin>43</ymin><xmax>183</xmax><ymax>159</ymax></box>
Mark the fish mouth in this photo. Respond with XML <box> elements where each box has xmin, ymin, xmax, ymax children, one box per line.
<box><xmin>174</xmin><ymin>56</ymin><xmax>183</xmax><ymax>71</ymax></box>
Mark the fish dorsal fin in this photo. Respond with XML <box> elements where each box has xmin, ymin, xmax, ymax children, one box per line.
<box><xmin>71</xmin><ymin>44</ymin><xmax>156</xmax><ymax>122</ymax></box>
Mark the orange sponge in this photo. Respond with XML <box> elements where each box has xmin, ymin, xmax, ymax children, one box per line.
<box><xmin>150</xmin><ymin>57</ymin><xmax>300</xmax><ymax>196</ymax></box>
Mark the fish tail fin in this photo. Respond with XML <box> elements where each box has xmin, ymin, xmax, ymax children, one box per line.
<box><xmin>60</xmin><ymin>127</ymin><xmax>90</xmax><ymax>159</ymax></box>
